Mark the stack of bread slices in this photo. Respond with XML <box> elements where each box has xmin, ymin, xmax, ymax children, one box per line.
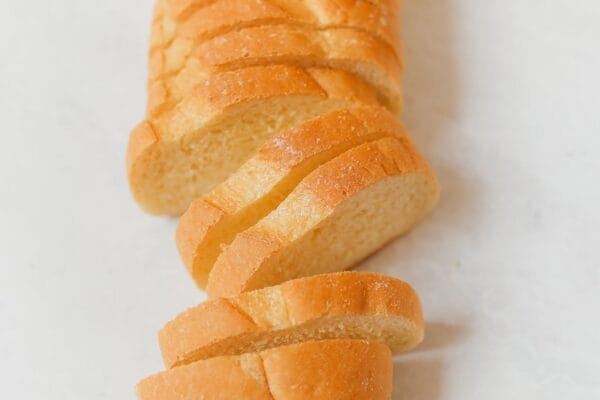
<box><xmin>128</xmin><ymin>0</ymin><xmax>440</xmax><ymax>398</ymax></box>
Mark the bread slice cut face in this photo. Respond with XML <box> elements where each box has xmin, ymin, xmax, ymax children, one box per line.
<box><xmin>148</xmin><ymin>24</ymin><xmax>402</xmax><ymax>115</ymax></box>
<box><xmin>127</xmin><ymin>65</ymin><xmax>379</xmax><ymax>215</ymax></box>
<box><xmin>137</xmin><ymin>339</ymin><xmax>392</xmax><ymax>400</ymax></box>
<box><xmin>150</xmin><ymin>0</ymin><xmax>400</xmax><ymax>53</ymax></box>
<box><xmin>159</xmin><ymin>272</ymin><xmax>423</xmax><ymax>369</ymax></box>
<box><xmin>176</xmin><ymin>107</ymin><xmax>407</xmax><ymax>288</ymax></box>
<box><xmin>206</xmin><ymin>136</ymin><xmax>440</xmax><ymax>298</ymax></box>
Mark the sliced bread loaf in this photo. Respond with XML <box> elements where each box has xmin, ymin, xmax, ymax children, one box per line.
<box><xmin>137</xmin><ymin>339</ymin><xmax>392</xmax><ymax>400</ymax></box>
<box><xmin>128</xmin><ymin>65</ymin><xmax>379</xmax><ymax>215</ymax></box>
<box><xmin>150</xmin><ymin>0</ymin><xmax>400</xmax><ymax>52</ymax></box>
<box><xmin>159</xmin><ymin>272</ymin><xmax>422</xmax><ymax>369</ymax></box>
<box><xmin>206</xmin><ymin>136</ymin><xmax>440</xmax><ymax>298</ymax></box>
<box><xmin>176</xmin><ymin>107</ymin><xmax>406</xmax><ymax>287</ymax></box>
<box><xmin>149</xmin><ymin>24</ymin><xmax>402</xmax><ymax>115</ymax></box>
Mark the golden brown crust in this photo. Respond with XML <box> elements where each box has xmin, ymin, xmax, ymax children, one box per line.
<box><xmin>159</xmin><ymin>272</ymin><xmax>423</xmax><ymax>369</ymax></box>
<box><xmin>301</xmin><ymin>135</ymin><xmax>431</xmax><ymax>208</ymax></box>
<box><xmin>192</xmin><ymin>25</ymin><xmax>398</xmax><ymax>73</ymax></box>
<box><xmin>175</xmin><ymin>107</ymin><xmax>405</xmax><ymax>287</ymax></box>
<box><xmin>149</xmin><ymin>24</ymin><xmax>401</xmax><ymax>114</ymax></box>
<box><xmin>151</xmin><ymin>0</ymin><xmax>400</xmax><ymax>53</ymax></box>
<box><xmin>262</xmin><ymin>339</ymin><xmax>392</xmax><ymax>400</ymax></box>
<box><xmin>151</xmin><ymin>64</ymin><xmax>327</xmax><ymax>121</ymax></box>
<box><xmin>280</xmin><ymin>271</ymin><xmax>423</xmax><ymax>328</ymax></box>
<box><xmin>176</xmin><ymin>199</ymin><xmax>225</xmax><ymax>272</ymax></box>
<box><xmin>256</xmin><ymin>107</ymin><xmax>402</xmax><ymax>167</ymax></box>
<box><xmin>206</xmin><ymin>137</ymin><xmax>438</xmax><ymax>297</ymax></box>
<box><xmin>126</xmin><ymin>121</ymin><xmax>158</xmax><ymax>176</ymax></box>
<box><xmin>162</xmin><ymin>0</ymin><xmax>201</xmax><ymax>21</ymax></box>
<box><xmin>158</xmin><ymin>298</ymin><xmax>257</xmax><ymax>368</ymax></box>
<box><xmin>208</xmin><ymin>227</ymin><xmax>285</xmax><ymax>296</ymax></box>
<box><xmin>301</xmin><ymin>67</ymin><xmax>380</xmax><ymax>106</ymax></box>
<box><xmin>137</xmin><ymin>339</ymin><xmax>392</xmax><ymax>400</ymax></box>
<box><xmin>136</xmin><ymin>352</ymin><xmax>272</xmax><ymax>399</ymax></box>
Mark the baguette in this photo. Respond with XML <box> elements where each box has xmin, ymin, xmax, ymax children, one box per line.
<box><xmin>206</xmin><ymin>136</ymin><xmax>440</xmax><ymax>298</ymax></box>
<box><xmin>128</xmin><ymin>65</ymin><xmax>378</xmax><ymax>215</ymax></box>
<box><xmin>176</xmin><ymin>106</ymin><xmax>407</xmax><ymax>287</ymax></box>
<box><xmin>150</xmin><ymin>0</ymin><xmax>400</xmax><ymax>51</ymax></box>
<box><xmin>159</xmin><ymin>272</ymin><xmax>423</xmax><ymax>369</ymax></box>
<box><xmin>149</xmin><ymin>24</ymin><xmax>402</xmax><ymax>115</ymax></box>
<box><xmin>137</xmin><ymin>339</ymin><xmax>392</xmax><ymax>400</ymax></box>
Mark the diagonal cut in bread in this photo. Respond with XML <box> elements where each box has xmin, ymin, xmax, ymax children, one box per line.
<box><xmin>176</xmin><ymin>107</ymin><xmax>408</xmax><ymax>288</ymax></box>
<box><xmin>137</xmin><ymin>339</ymin><xmax>392</xmax><ymax>400</ymax></box>
<box><xmin>148</xmin><ymin>24</ymin><xmax>402</xmax><ymax>115</ymax></box>
<box><xmin>159</xmin><ymin>272</ymin><xmax>423</xmax><ymax>369</ymax></box>
<box><xmin>150</xmin><ymin>0</ymin><xmax>400</xmax><ymax>53</ymax></box>
<box><xmin>206</xmin><ymin>136</ymin><xmax>440</xmax><ymax>298</ymax></box>
<box><xmin>128</xmin><ymin>65</ymin><xmax>379</xmax><ymax>215</ymax></box>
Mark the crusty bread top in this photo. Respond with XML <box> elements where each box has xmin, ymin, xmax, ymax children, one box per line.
<box><xmin>142</xmin><ymin>64</ymin><xmax>379</xmax><ymax>142</ymax></box>
<box><xmin>261</xmin><ymin>339</ymin><xmax>392</xmax><ymax>400</ymax></box>
<box><xmin>146</xmin><ymin>63</ymin><xmax>326</xmax><ymax>126</ymax></box>
<box><xmin>297</xmin><ymin>134</ymin><xmax>431</xmax><ymax>207</ymax></box>
<box><xmin>192</xmin><ymin>25</ymin><xmax>399</xmax><ymax>76</ymax></box>
<box><xmin>137</xmin><ymin>339</ymin><xmax>392</xmax><ymax>400</ymax></box>
<box><xmin>175</xmin><ymin>106</ymin><xmax>406</xmax><ymax>286</ymax></box>
<box><xmin>150</xmin><ymin>0</ymin><xmax>400</xmax><ymax>52</ymax></box>
<box><xmin>159</xmin><ymin>271</ymin><xmax>423</xmax><ymax>368</ymax></box>
<box><xmin>149</xmin><ymin>24</ymin><xmax>401</xmax><ymax>114</ymax></box>
<box><xmin>255</xmin><ymin>106</ymin><xmax>403</xmax><ymax>167</ymax></box>
<box><xmin>138</xmin><ymin>353</ymin><xmax>271</xmax><ymax>399</ymax></box>
<box><xmin>206</xmin><ymin>136</ymin><xmax>438</xmax><ymax>297</ymax></box>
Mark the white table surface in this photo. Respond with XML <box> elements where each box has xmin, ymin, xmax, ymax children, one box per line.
<box><xmin>1</xmin><ymin>0</ymin><xmax>599</xmax><ymax>398</ymax></box>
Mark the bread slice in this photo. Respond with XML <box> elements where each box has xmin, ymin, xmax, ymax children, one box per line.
<box><xmin>206</xmin><ymin>137</ymin><xmax>440</xmax><ymax>298</ymax></box>
<box><xmin>176</xmin><ymin>107</ymin><xmax>407</xmax><ymax>288</ymax></box>
<box><xmin>159</xmin><ymin>271</ymin><xmax>423</xmax><ymax>369</ymax></box>
<box><xmin>150</xmin><ymin>0</ymin><xmax>400</xmax><ymax>56</ymax></box>
<box><xmin>128</xmin><ymin>65</ymin><xmax>379</xmax><ymax>215</ymax></box>
<box><xmin>148</xmin><ymin>24</ymin><xmax>402</xmax><ymax>115</ymax></box>
<box><xmin>137</xmin><ymin>339</ymin><xmax>392</xmax><ymax>400</ymax></box>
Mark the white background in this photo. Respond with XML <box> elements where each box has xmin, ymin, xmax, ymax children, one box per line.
<box><xmin>1</xmin><ymin>0</ymin><xmax>599</xmax><ymax>398</ymax></box>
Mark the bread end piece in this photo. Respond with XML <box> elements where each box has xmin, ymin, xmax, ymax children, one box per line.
<box><xmin>159</xmin><ymin>271</ymin><xmax>423</xmax><ymax>369</ymax></box>
<box><xmin>137</xmin><ymin>339</ymin><xmax>392</xmax><ymax>400</ymax></box>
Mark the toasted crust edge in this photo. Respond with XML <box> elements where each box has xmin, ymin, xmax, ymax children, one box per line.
<box><xmin>138</xmin><ymin>339</ymin><xmax>392</xmax><ymax>400</ymax></box>
<box><xmin>159</xmin><ymin>271</ymin><xmax>423</xmax><ymax>369</ymax></box>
